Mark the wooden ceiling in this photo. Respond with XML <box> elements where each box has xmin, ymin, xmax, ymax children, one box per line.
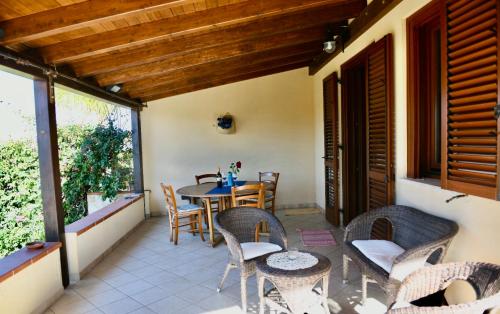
<box><xmin>0</xmin><ymin>0</ymin><xmax>366</xmax><ymax>102</ymax></box>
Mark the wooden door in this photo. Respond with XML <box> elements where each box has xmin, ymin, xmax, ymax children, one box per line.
<box><xmin>341</xmin><ymin>60</ymin><xmax>368</xmax><ymax>226</ymax></box>
<box><xmin>323</xmin><ymin>72</ymin><xmax>340</xmax><ymax>226</ymax></box>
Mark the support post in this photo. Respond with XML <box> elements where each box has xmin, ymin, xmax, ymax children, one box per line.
<box><xmin>131</xmin><ymin>108</ymin><xmax>144</xmax><ymax>193</ymax></box>
<box><xmin>34</xmin><ymin>75</ymin><xmax>69</xmax><ymax>287</ymax></box>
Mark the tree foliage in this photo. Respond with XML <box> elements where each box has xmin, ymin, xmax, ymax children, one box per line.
<box><xmin>0</xmin><ymin>119</ymin><xmax>133</xmax><ymax>256</ymax></box>
<box><xmin>0</xmin><ymin>141</ymin><xmax>44</xmax><ymax>257</ymax></box>
<box><xmin>61</xmin><ymin>119</ymin><xmax>133</xmax><ymax>224</ymax></box>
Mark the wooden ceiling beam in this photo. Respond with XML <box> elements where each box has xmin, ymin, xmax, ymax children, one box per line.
<box><xmin>39</xmin><ymin>0</ymin><xmax>366</xmax><ymax>63</ymax></box>
<box><xmin>140</xmin><ymin>61</ymin><xmax>309</xmax><ymax>102</ymax></box>
<box><xmin>122</xmin><ymin>42</ymin><xmax>320</xmax><ymax>95</ymax></box>
<box><xmin>95</xmin><ymin>26</ymin><xmax>325</xmax><ymax>86</ymax></box>
<box><xmin>72</xmin><ymin>7</ymin><xmax>350</xmax><ymax>77</ymax></box>
<box><xmin>0</xmin><ymin>0</ymin><xmax>191</xmax><ymax>45</ymax></box>
<box><xmin>128</xmin><ymin>51</ymin><xmax>317</xmax><ymax>98</ymax></box>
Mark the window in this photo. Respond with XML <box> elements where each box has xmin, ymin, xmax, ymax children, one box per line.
<box><xmin>407</xmin><ymin>0</ymin><xmax>442</xmax><ymax>179</ymax></box>
<box><xmin>408</xmin><ymin>0</ymin><xmax>500</xmax><ymax>201</ymax></box>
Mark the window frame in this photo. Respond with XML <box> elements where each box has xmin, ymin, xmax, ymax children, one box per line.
<box><xmin>407</xmin><ymin>0</ymin><xmax>442</xmax><ymax>180</ymax></box>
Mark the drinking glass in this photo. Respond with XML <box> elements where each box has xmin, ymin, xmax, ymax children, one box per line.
<box><xmin>288</xmin><ymin>247</ymin><xmax>299</xmax><ymax>260</ymax></box>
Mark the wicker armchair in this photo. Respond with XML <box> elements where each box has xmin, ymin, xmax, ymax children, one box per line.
<box><xmin>343</xmin><ymin>205</ymin><xmax>459</xmax><ymax>305</ymax></box>
<box><xmin>214</xmin><ymin>207</ymin><xmax>287</xmax><ymax>313</ymax></box>
<box><xmin>388</xmin><ymin>261</ymin><xmax>500</xmax><ymax>313</ymax></box>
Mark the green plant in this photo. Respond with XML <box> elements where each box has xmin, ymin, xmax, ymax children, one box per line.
<box><xmin>62</xmin><ymin>119</ymin><xmax>132</xmax><ymax>224</ymax></box>
<box><xmin>0</xmin><ymin>120</ymin><xmax>132</xmax><ymax>256</ymax></box>
<box><xmin>0</xmin><ymin>141</ymin><xmax>44</xmax><ymax>257</ymax></box>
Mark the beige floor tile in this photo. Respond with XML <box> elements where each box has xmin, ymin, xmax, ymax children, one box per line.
<box><xmin>129</xmin><ymin>287</ymin><xmax>171</xmax><ymax>305</ymax></box>
<box><xmin>128</xmin><ymin>307</ymin><xmax>157</xmax><ymax>314</ymax></box>
<box><xmin>99</xmin><ymin>297</ymin><xmax>143</xmax><ymax>314</ymax></box>
<box><xmin>116</xmin><ymin>279</ymin><xmax>155</xmax><ymax>296</ymax></box>
<box><xmin>51</xmin><ymin>297</ymin><xmax>96</xmax><ymax>314</ymax></box>
<box><xmin>72</xmin><ymin>278</ymin><xmax>114</xmax><ymax>299</ymax></box>
<box><xmin>174</xmin><ymin>285</ymin><xmax>215</xmax><ymax>302</ymax></box>
<box><xmin>197</xmin><ymin>293</ymin><xmax>241</xmax><ymax>312</ymax></box>
<box><xmin>180</xmin><ymin>305</ymin><xmax>207</xmax><ymax>314</ymax></box>
<box><xmin>146</xmin><ymin>295</ymin><xmax>191</xmax><ymax>314</ymax></box>
<box><xmin>142</xmin><ymin>270</ymin><xmax>183</xmax><ymax>286</ymax></box>
<box><xmin>103</xmin><ymin>273</ymin><xmax>140</xmax><ymax>287</ymax></box>
<box><xmin>48</xmin><ymin>214</ymin><xmax>387</xmax><ymax>314</ymax></box>
<box><xmin>85</xmin><ymin>289</ymin><xmax>127</xmax><ymax>307</ymax></box>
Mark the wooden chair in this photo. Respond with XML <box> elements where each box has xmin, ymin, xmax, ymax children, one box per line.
<box><xmin>160</xmin><ymin>183</ymin><xmax>205</xmax><ymax>245</ymax></box>
<box><xmin>195</xmin><ymin>173</ymin><xmax>218</xmax><ymax>185</ymax></box>
<box><xmin>231</xmin><ymin>183</ymin><xmax>265</xmax><ymax>208</ymax></box>
<box><xmin>259</xmin><ymin>171</ymin><xmax>280</xmax><ymax>215</ymax></box>
<box><xmin>195</xmin><ymin>173</ymin><xmax>224</xmax><ymax>224</ymax></box>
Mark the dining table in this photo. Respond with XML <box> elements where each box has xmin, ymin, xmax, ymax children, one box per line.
<box><xmin>176</xmin><ymin>180</ymin><xmax>262</xmax><ymax>247</ymax></box>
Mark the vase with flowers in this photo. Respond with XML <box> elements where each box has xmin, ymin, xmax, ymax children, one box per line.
<box><xmin>227</xmin><ymin>161</ymin><xmax>242</xmax><ymax>186</ymax></box>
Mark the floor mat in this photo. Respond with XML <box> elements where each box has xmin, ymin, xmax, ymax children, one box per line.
<box><xmin>297</xmin><ymin>229</ymin><xmax>337</xmax><ymax>247</ymax></box>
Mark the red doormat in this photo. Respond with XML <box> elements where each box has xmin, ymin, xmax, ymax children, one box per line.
<box><xmin>297</xmin><ymin>229</ymin><xmax>337</xmax><ymax>247</ymax></box>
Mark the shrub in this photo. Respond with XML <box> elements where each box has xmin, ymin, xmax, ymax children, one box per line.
<box><xmin>62</xmin><ymin>119</ymin><xmax>132</xmax><ymax>224</ymax></box>
<box><xmin>0</xmin><ymin>119</ymin><xmax>133</xmax><ymax>256</ymax></box>
<box><xmin>0</xmin><ymin>141</ymin><xmax>44</xmax><ymax>257</ymax></box>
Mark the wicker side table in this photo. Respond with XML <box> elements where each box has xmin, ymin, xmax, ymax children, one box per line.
<box><xmin>256</xmin><ymin>251</ymin><xmax>332</xmax><ymax>314</ymax></box>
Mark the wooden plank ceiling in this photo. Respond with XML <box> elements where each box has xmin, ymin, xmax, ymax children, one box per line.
<box><xmin>0</xmin><ymin>0</ymin><xmax>366</xmax><ymax>102</ymax></box>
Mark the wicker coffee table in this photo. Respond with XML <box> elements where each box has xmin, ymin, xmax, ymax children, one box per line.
<box><xmin>256</xmin><ymin>251</ymin><xmax>332</xmax><ymax>314</ymax></box>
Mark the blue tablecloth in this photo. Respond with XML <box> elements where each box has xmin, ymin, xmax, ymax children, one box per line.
<box><xmin>206</xmin><ymin>181</ymin><xmax>247</xmax><ymax>195</ymax></box>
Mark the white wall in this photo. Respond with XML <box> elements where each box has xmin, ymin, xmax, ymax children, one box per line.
<box><xmin>66</xmin><ymin>197</ymin><xmax>145</xmax><ymax>282</ymax></box>
<box><xmin>0</xmin><ymin>249</ymin><xmax>63</xmax><ymax>314</ymax></box>
<box><xmin>142</xmin><ymin>68</ymin><xmax>316</xmax><ymax>215</ymax></box>
<box><xmin>312</xmin><ymin>0</ymin><xmax>500</xmax><ymax>266</ymax></box>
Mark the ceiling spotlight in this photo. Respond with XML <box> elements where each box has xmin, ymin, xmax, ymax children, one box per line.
<box><xmin>106</xmin><ymin>84</ymin><xmax>122</xmax><ymax>93</ymax></box>
<box><xmin>323</xmin><ymin>40</ymin><xmax>336</xmax><ymax>54</ymax></box>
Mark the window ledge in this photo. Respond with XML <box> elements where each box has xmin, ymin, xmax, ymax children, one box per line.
<box><xmin>65</xmin><ymin>194</ymin><xmax>144</xmax><ymax>235</ymax></box>
<box><xmin>402</xmin><ymin>177</ymin><xmax>440</xmax><ymax>187</ymax></box>
<box><xmin>0</xmin><ymin>242</ymin><xmax>61</xmax><ymax>283</ymax></box>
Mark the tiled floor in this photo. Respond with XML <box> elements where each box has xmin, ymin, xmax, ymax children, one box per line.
<box><xmin>47</xmin><ymin>210</ymin><xmax>387</xmax><ymax>314</ymax></box>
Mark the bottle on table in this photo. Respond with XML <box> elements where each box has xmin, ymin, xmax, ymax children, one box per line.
<box><xmin>216</xmin><ymin>167</ymin><xmax>223</xmax><ymax>188</ymax></box>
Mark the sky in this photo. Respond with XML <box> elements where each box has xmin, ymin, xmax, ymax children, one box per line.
<box><xmin>0</xmin><ymin>68</ymin><xmax>130</xmax><ymax>144</ymax></box>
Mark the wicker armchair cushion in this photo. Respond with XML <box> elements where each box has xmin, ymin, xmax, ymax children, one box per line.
<box><xmin>241</xmin><ymin>242</ymin><xmax>282</xmax><ymax>260</ymax></box>
<box><xmin>353</xmin><ymin>240</ymin><xmax>431</xmax><ymax>281</ymax></box>
<box><xmin>353</xmin><ymin>240</ymin><xmax>404</xmax><ymax>273</ymax></box>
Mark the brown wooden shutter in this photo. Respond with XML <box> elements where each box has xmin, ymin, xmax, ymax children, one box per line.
<box><xmin>323</xmin><ymin>72</ymin><xmax>340</xmax><ymax>226</ymax></box>
<box><xmin>366</xmin><ymin>34</ymin><xmax>395</xmax><ymax>212</ymax></box>
<box><xmin>442</xmin><ymin>0</ymin><xmax>500</xmax><ymax>200</ymax></box>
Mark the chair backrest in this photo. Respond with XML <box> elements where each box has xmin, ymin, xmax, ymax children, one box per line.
<box><xmin>214</xmin><ymin>207</ymin><xmax>287</xmax><ymax>255</ymax></box>
<box><xmin>195</xmin><ymin>173</ymin><xmax>218</xmax><ymax>184</ymax></box>
<box><xmin>231</xmin><ymin>183</ymin><xmax>265</xmax><ymax>208</ymax></box>
<box><xmin>388</xmin><ymin>262</ymin><xmax>500</xmax><ymax>313</ymax></box>
<box><xmin>387</xmin><ymin>206</ymin><xmax>458</xmax><ymax>255</ymax></box>
<box><xmin>259</xmin><ymin>171</ymin><xmax>279</xmax><ymax>193</ymax></box>
<box><xmin>160</xmin><ymin>183</ymin><xmax>177</xmax><ymax>214</ymax></box>
<box><xmin>360</xmin><ymin>206</ymin><xmax>458</xmax><ymax>254</ymax></box>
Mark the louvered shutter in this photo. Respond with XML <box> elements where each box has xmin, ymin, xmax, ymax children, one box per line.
<box><xmin>443</xmin><ymin>0</ymin><xmax>500</xmax><ymax>200</ymax></box>
<box><xmin>366</xmin><ymin>34</ymin><xmax>395</xmax><ymax>212</ymax></box>
<box><xmin>323</xmin><ymin>72</ymin><xmax>340</xmax><ymax>226</ymax></box>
